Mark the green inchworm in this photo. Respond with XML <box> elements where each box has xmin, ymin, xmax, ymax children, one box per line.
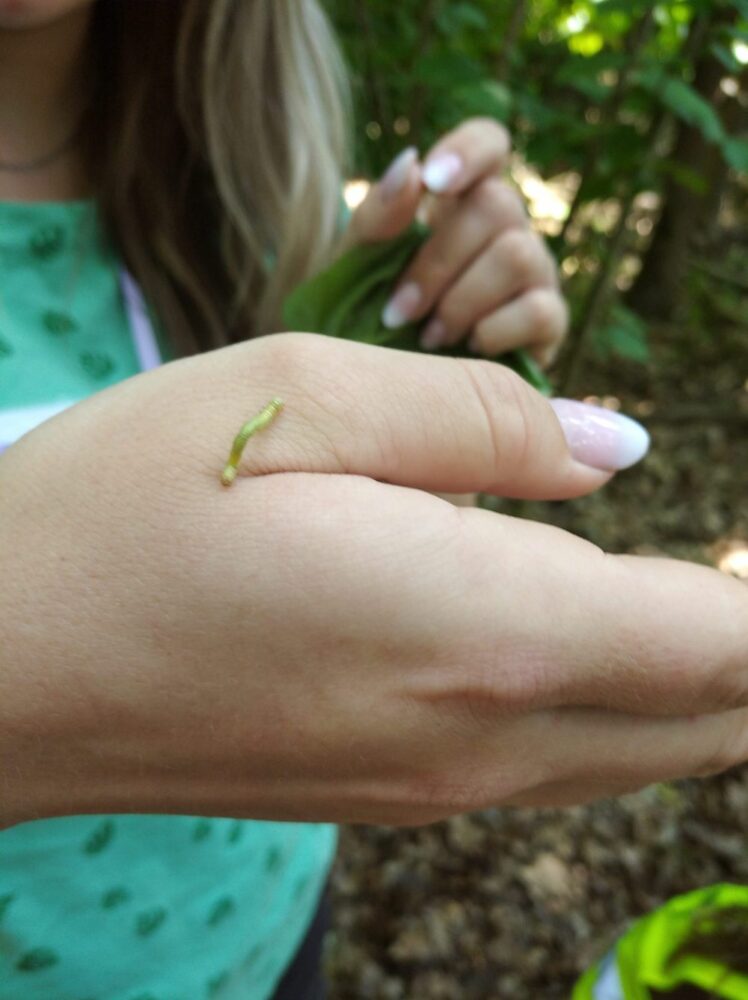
<box><xmin>220</xmin><ymin>397</ymin><xmax>284</xmax><ymax>487</ymax></box>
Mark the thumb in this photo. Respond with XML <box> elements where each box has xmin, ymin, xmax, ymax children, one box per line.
<box><xmin>346</xmin><ymin>147</ymin><xmax>422</xmax><ymax>247</ymax></box>
<box><xmin>209</xmin><ymin>334</ymin><xmax>651</xmax><ymax>500</ymax></box>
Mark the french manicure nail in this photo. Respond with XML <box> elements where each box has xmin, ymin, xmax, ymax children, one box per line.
<box><xmin>422</xmin><ymin>152</ymin><xmax>462</xmax><ymax>193</ymax></box>
<box><xmin>381</xmin><ymin>146</ymin><xmax>418</xmax><ymax>202</ymax></box>
<box><xmin>382</xmin><ymin>282</ymin><xmax>421</xmax><ymax>329</ymax></box>
<box><xmin>420</xmin><ymin>318</ymin><xmax>447</xmax><ymax>350</ymax></box>
<box><xmin>549</xmin><ymin>398</ymin><xmax>650</xmax><ymax>471</ymax></box>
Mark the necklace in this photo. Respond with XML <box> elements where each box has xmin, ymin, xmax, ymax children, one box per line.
<box><xmin>0</xmin><ymin>115</ymin><xmax>87</xmax><ymax>173</ymax></box>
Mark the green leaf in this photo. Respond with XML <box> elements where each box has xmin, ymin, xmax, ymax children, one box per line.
<box><xmin>636</xmin><ymin>68</ymin><xmax>726</xmax><ymax>146</ymax></box>
<box><xmin>594</xmin><ymin>305</ymin><xmax>649</xmax><ymax>363</ymax></box>
<box><xmin>656</xmin><ymin>159</ymin><xmax>709</xmax><ymax>195</ymax></box>
<box><xmin>412</xmin><ymin>50</ymin><xmax>483</xmax><ymax>88</ymax></box>
<box><xmin>710</xmin><ymin>41</ymin><xmax>742</xmax><ymax>73</ymax></box>
<box><xmin>282</xmin><ymin>223</ymin><xmax>553</xmax><ymax>395</ymax></box>
<box><xmin>568</xmin><ymin>31</ymin><xmax>605</xmax><ymax>57</ymax></box>
<box><xmin>728</xmin><ymin>0</ymin><xmax>748</xmax><ymax>20</ymax></box>
<box><xmin>436</xmin><ymin>2</ymin><xmax>489</xmax><ymax>34</ymax></box>
<box><xmin>452</xmin><ymin>79</ymin><xmax>513</xmax><ymax>123</ymax></box>
<box><xmin>722</xmin><ymin>136</ymin><xmax>748</xmax><ymax>172</ymax></box>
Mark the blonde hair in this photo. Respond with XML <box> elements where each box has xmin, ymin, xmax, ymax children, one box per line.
<box><xmin>88</xmin><ymin>0</ymin><xmax>351</xmax><ymax>357</ymax></box>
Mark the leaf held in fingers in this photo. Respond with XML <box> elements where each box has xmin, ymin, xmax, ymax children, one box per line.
<box><xmin>282</xmin><ymin>222</ymin><xmax>553</xmax><ymax>395</ymax></box>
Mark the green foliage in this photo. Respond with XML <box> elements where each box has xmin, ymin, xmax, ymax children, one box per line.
<box><xmin>328</xmin><ymin>0</ymin><xmax>746</xmax><ymax>183</ymax></box>
<box><xmin>283</xmin><ymin>223</ymin><xmax>552</xmax><ymax>394</ymax></box>
<box><xmin>593</xmin><ymin>304</ymin><xmax>650</xmax><ymax>363</ymax></box>
<box><xmin>326</xmin><ymin>0</ymin><xmax>747</xmax><ymax>367</ymax></box>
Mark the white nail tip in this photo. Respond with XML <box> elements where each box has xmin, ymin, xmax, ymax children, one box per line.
<box><xmin>422</xmin><ymin>153</ymin><xmax>462</xmax><ymax>192</ymax></box>
<box><xmin>381</xmin><ymin>283</ymin><xmax>421</xmax><ymax>330</ymax></box>
<box><xmin>549</xmin><ymin>399</ymin><xmax>650</xmax><ymax>472</ymax></box>
<box><xmin>380</xmin><ymin>147</ymin><xmax>418</xmax><ymax>200</ymax></box>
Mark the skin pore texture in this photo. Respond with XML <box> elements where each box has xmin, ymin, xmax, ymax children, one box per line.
<box><xmin>0</xmin><ymin>0</ymin><xmax>95</xmax><ymax>201</ymax></box>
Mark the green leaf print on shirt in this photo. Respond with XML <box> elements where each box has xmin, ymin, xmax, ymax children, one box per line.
<box><xmin>28</xmin><ymin>224</ymin><xmax>65</xmax><ymax>260</ymax></box>
<box><xmin>134</xmin><ymin>906</ymin><xmax>168</xmax><ymax>937</ymax></box>
<box><xmin>192</xmin><ymin>818</ymin><xmax>213</xmax><ymax>841</ymax></box>
<box><xmin>226</xmin><ymin>820</ymin><xmax>244</xmax><ymax>844</ymax></box>
<box><xmin>79</xmin><ymin>350</ymin><xmax>115</xmax><ymax>380</ymax></box>
<box><xmin>83</xmin><ymin>819</ymin><xmax>115</xmax><ymax>854</ymax></box>
<box><xmin>206</xmin><ymin>895</ymin><xmax>235</xmax><ymax>927</ymax></box>
<box><xmin>206</xmin><ymin>969</ymin><xmax>231</xmax><ymax>996</ymax></box>
<box><xmin>42</xmin><ymin>309</ymin><xmax>78</xmax><ymax>336</ymax></box>
<box><xmin>16</xmin><ymin>947</ymin><xmax>60</xmax><ymax>972</ymax></box>
<box><xmin>264</xmin><ymin>846</ymin><xmax>282</xmax><ymax>874</ymax></box>
<box><xmin>245</xmin><ymin>942</ymin><xmax>264</xmax><ymax>967</ymax></box>
<box><xmin>293</xmin><ymin>874</ymin><xmax>311</xmax><ymax>900</ymax></box>
<box><xmin>0</xmin><ymin>334</ymin><xmax>13</xmax><ymax>357</ymax></box>
<box><xmin>0</xmin><ymin>892</ymin><xmax>15</xmax><ymax>921</ymax></box>
<box><xmin>101</xmin><ymin>885</ymin><xmax>131</xmax><ymax>909</ymax></box>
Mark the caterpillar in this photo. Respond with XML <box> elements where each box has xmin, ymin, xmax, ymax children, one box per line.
<box><xmin>220</xmin><ymin>397</ymin><xmax>284</xmax><ymax>487</ymax></box>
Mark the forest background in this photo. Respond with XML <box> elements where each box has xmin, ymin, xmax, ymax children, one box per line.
<box><xmin>319</xmin><ymin>1</ymin><xmax>748</xmax><ymax>997</ymax></box>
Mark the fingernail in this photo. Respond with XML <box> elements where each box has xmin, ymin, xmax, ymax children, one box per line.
<box><xmin>422</xmin><ymin>152</ymin><xmax>462</xmax><ymax>193</ymax></box>
<box><xmin>419</xmin><ymin>318</ymin><xmax>447</xmax><ymax>350</ymax></box>
<box><xmin>549</xmin><ymin>399</ymin><xmax>650</xmax><ymax>471</ymax></box>
<box><xmin>382</xmin><ymin>282</ymin><xmax>421</xmax><ymax>329</ymax></box>
<box><xmin>381</xmin><ymin>146</ymin><xmax>418</xmax><ymax>202</ymax></box>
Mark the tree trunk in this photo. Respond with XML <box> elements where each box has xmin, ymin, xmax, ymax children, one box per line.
<box><xmin>495</xmin><ymin>0</ymin><xmax>527</xmax><ymax>84</ymax></box>
<box><xmin>627</xmin><ymin>18</ymin><xmax>741</xmax><ymax>319</ymax></box>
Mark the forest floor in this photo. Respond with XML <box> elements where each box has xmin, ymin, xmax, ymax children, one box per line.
<box><xmin>322</xmin><ymin>271</ymin><xmax>748</xmax><ymax>998</ymax></box>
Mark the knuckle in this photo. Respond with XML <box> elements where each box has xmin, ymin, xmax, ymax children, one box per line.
<box><xmin>412</xmin><ymin>252</ymin><xmax>452</xmax><ymax>299</ymax></box>
<box><xmin>469</xmin><ymin>116</ymin><xmax>511</xmax><ymax>151</ymax></box>
<box><xmin>258</xmin><ymin>331</ymin><xmax>325</xmax><ymax>390</ymax></box>
<box><xmin>693</xmin><ymin>715</ymin><xmax>747</xmax><ymax>778</ymax></box>
<box><xmin>493</xmin><ymin>230</ymin><xmax>543</xmax><ymax>287</ymax></box>
<box><xmin>701</xmin><ymin>662</ymin><xmax>748</xmax><ymax>714</ymax></box>
<box><xmin>434</xmin><ymin>296</ymin><xmax>463</xmax><ymax>334</ymax></box>
<box><xmin>471</xmin><ymin>178</ymin><xmax>525</xmax><ymax>226</ymax></box>
<box><xmin>458</xmin><ymin>357</ymin><xmax>535</xmax><ymax>478</ymax></box>
<box><xmin>525</xmin><ymin>290</ymin><xmax>567</xmax><ymax>344</ymax></box>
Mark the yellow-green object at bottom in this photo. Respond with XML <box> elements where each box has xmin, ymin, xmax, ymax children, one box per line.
<box><xmin>572</xmin><ymin>884</ymin><xmax>748</xmax><ymax>1000</ymax></box>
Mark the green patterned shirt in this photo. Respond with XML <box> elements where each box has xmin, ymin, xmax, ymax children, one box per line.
<box><xmin>0</xmin><ymin>199</ymin><xmax>337</xmax><ymax>1000</ymax></box>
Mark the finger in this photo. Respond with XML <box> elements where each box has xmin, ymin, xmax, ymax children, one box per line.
<box><xmin>381</xmin><ymin>178</ymin><xmax>527</xmax><ymax>330</ymax></box>
<box><xmin>198</xmin><ymin>334</ymin><xmax>653</xmax><ymax>498</ymax></box>
<box><xmin>447</xmin><ymin>506</ymin><xmax>748</xmax><ymax>718</ymax></box>
<box><xmin>418</xmin><ymin>229</ymin><xmax>558</xmax><ymax>350</ymax></box>
<box><xmin>467</xmin><ymin>289</ymin><xmax>569</xmax><ymax>367</ymax></box>
<box><xmin>421</xmin><ymin>117</ymin><xmax>511</xmax><ymax>195</ymax></box>
<box><xmin>341</xmin><ymin>147</ymin><xmax>423</xmax><ymax>251</ymax></box>
<box><xmin>489</xmin><ymin>707</ymin><xmax>748</xmax><ymax>808</ymax></box>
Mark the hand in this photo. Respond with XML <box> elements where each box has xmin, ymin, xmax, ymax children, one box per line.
<box><xmin>1</xmin><ymin>335</ymin><xmax>745</xmax><ymax>828</ymax></box>
<box><xmin>344</xmin><ymin>117</ymin><xmax>567</xmax><ymax>367</ymax></box>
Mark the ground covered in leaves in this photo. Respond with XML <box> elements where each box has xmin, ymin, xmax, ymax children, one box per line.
<box><xmin>322</xmin><ymin>277</ymin><xmax>748</xmax><ymax>998</ymax></box>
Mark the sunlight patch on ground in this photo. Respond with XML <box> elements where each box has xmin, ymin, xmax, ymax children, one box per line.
<box><xmin>710</xmin><ymin>539</ymin><xmax>748</xmax><ymax>580</ymax></box>
<box><xmin>582</xmin><ymin>395</ymin><xmax>622</xmax><ymax>411</ymax></box>
<box><xmin>511</xmin><ymin>157</ymin><xmax>577</xmax><ymax>235</ymax></box>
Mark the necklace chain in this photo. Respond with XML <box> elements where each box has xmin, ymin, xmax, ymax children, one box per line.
<box><xmin>0</xmin><ymin>115</ymin><xmax>87</xmax><ymax>174</ymax></box>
